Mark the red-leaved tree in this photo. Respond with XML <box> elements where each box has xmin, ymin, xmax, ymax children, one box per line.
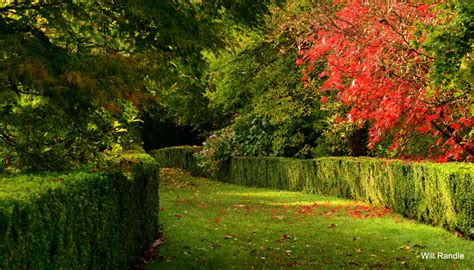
<box><xmin>298</xmin><ymin>0</ymin><xmax>473</xmax><ymax>161</ymax></box>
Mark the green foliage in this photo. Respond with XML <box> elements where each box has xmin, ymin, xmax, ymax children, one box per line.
<box><xmin>423</xmin><ymin>1</ymin><xmax>473</xmax><ymax>91</ymax></box>
<box><xmin>232</xmin><ymin>116</ymin><xmax>275</xmax><ymax>156</ymax></box>
<box><xmin>0</xmin><ymin>154</ymin><xmax>160</xmax><ymax>269</ymax></box>
<box><xmin>0</xmin><ymin>0</ymin><xmax>281</xmax><ymax>172</ymax></box>
<box><xmin>204</xmin><ymin>0</ymin><xmax>332</xmax><ymax>161</ymax></box>
<box><xmin>153</xmin><ymin>146</ymin><xmax>474</xmax><ymax>236</ymax></box>
<box><xmin>0</xmin><ymin>95</ymin><xmax>141</xmax><ymax>173</ymax></box>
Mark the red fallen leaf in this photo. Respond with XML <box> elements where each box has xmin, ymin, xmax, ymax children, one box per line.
<box><xmin>323</xmin><ymin>201</ymin><xmax>330</xmax><ymax>208</ymax></box>
<box><xmin>271</xmin><ymin>209</ymin><xmax>279</xmax><ymax>214</ymax></box>
<box><xmin>221</xmin><ymin>211</ymin><xmax>226</xmax><ymax>216</ymax></box>
<box><xmin>203</xmin><ymin>205</ymin><xmax>209</xmax><ymax>209</ymax></box>
<box><xmin>174</xmin><ymin>214</ymin><xmax>183</xmax><ymax>218</ymax></box>
<box><xmin>160</xmin><ymin>207</ymin><xmax>166</xmax><ymax>211</ymax></box>
<box><xmin>312</xmin><ymin>203</ymin><xmax>319</xmax><ymax>208</ymax></box>
<box><xmin>213</xmin><ymin>218</ymin><xmax>220</xmax><ymax>223</ymax></box>
<box><xmin>282</xmin><ymin>205</ymin><xmax>287</xmax><ymax>209</ymax></box>
<box><xmin>298</xmin><ymin>206</ymin><xmax>313</xmax><ymax>214</ymax></box>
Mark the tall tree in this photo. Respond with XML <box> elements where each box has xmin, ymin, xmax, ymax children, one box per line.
<box><xmin>297</xmin><ymin>0</ymin><xmax>473</xmax><ymax>161</ymax></box>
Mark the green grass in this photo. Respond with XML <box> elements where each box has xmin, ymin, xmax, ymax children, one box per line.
<box><xmin>148</xmin><ymin>168</ymin><xmax>473</xmax><ymax>269</ymax></box>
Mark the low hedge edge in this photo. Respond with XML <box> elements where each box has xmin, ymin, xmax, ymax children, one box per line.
<box><xmin>0</xmin><ymin>153</ymin><xmax>160</xmax><ymax>269</ymax></box>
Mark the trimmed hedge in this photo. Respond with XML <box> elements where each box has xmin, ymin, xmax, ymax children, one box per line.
<box><xmin>149</xmin><ymin>146</ymin><xmax>205</xmax><ymax>176</ymax></box>
<box><xmin>151</xmin><ymin>147</ymin><xmax>473</xmax><ymax>236</ymax></box>
<box><xmin>0</xmin><ymin>153</ymin><xmax>160</xmax><ymax>269</ymax></box>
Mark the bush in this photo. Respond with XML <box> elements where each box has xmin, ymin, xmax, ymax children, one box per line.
<box><xmin>152</xmin><ymin>146</ymin><xmax>473</xmax><ymax>236</ymax></box>
<box><xmin>0</xmin><ymin>154</ymin><xmax>160</xmax><ymax>269</ymax></box>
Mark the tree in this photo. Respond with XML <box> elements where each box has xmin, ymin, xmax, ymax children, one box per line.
<box><xmin>0</xmin><ymin>0</ymin><xmax>281</xmax><ymax>172</ymax></box>
<box><xmin>298</xmin><ymin>0</ymin><xmax>473</xmax><ymax>161</ymax></box>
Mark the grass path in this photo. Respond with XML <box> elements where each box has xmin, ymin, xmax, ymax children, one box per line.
<box><xmin>147</xmin><ymin>168</ymin><xmax>473</xmax><ymax>269</ymax></box>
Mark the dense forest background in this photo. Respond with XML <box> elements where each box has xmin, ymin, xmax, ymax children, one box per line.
<box><xmin>1</xmin><ymin>0</ymin><xmax>472</xmax><ymax>174</ymax></box>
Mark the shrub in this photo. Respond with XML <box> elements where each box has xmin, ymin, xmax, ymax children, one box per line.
<box><xmin>152</xmin><ymin>146</ymin><xmax>473</xmax><ymax>236</ymax></box>
<box><xmin>0</xmin><ymin>154</ymin><xmax>159</xmax><ymax>269</ymax></box>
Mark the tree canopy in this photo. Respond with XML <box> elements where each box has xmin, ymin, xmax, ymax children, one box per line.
<box><xmin>0</xmin><ymin>0</ymin><xmax>281</xmax><ymax>172</ymax></box>
<box><xmin>1</xmin><ymin>0</ymin><xmax>472</xmax><ymax>173</ymax></box>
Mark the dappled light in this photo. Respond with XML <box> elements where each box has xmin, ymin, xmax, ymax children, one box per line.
<box><xmin>151</xmin><ymin>168</ymin><xmax>473</xmax><ymax>269</ymax></box>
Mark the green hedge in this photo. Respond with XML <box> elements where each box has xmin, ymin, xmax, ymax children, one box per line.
<box><xmin>0</xmin><ymin>153</ymin><xmax>160</xmax><ymax>269</ymax></box>
<box><xmin>149</xmin><ymin>146</ymin><xmax>205</xmax><ymax>176</ymax></box>
<box><xmin>151</xmin><ymin>147</ymin><xmax>473</xmax><ymax>236</ymax></box>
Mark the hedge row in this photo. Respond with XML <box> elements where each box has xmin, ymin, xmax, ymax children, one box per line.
<box><xmin>151</xmin><ymin>147</ymin><xmax>473</xmax><ymax>236</ymax></box>
<box><xmin>149</xmin><ymin>146</ymin><xmax>205</xmax><ymax>176</ymax></box>
<box><xmin>0</xmin><ymin>153</ymin><xmax>160</xmax><ymax>269</ymax></box>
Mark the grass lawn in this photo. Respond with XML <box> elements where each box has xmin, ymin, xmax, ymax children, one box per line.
<box><xmin>147</xmin><ymin>168</ymin><xmax>473</xmax><ymax>269</ymax></box>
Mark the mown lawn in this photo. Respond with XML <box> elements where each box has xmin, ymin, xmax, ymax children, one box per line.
<box><xmin>147</xmin><ymin>168</ymin><xmax>473</xmax><ymax>269</ymax></box>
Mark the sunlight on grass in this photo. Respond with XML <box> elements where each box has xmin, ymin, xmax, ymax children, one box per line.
<box><xmin>147</xmin><ymin>168</ymin><xmax>473</xmax><ymax>269</ymax></box>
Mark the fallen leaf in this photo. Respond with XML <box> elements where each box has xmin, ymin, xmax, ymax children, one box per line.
<box><xmin>400</xmin><ymin>244</ymin><xmax>411</xmax><ymax>251</ymax></box>
<box><xmin>213</xmin><ymin>218</ymin><xmax>220</xmax><ymax>223</ymax></box>
<box><xmin>174</xmin><ymin>214</ymin><xmax>183</xmax><ymax>218</ymax></box>
<box><xmin>271</xmin><ymin>215</ymin><xmax>285</xmax><ymax>220</ymax></box>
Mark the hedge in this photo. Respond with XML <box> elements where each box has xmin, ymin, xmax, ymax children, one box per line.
<box><xmin>151</xmin><ymin>147</ymin><xmax>473</xmax><ymax>236</ymax></box>
<box><xmin>149</xmin><ymin>146</ymin><xmax>205</xmax><ymax>176</ymax></box>
<box><xmin>0</xmin><ymin>153</ymin><xmax>160</xmax><ymax>269</ymax></box>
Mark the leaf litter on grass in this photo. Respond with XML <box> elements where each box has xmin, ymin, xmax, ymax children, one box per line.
<box><xmin>147</xmin><ymin>168</ymin><xmax>474</xmax><ymax>269</ymax></box>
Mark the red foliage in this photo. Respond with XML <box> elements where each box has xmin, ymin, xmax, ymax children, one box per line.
<box><xmin>298</xmin><ymin>0</ymin><xmax>473</xmax><ymax>161</ymax></box>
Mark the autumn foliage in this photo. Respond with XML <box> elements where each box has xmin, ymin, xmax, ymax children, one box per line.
<box><xmin>298</xmin><ymin>0</ymin><xmax>473</xmax><ymax>161</ymax></box>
